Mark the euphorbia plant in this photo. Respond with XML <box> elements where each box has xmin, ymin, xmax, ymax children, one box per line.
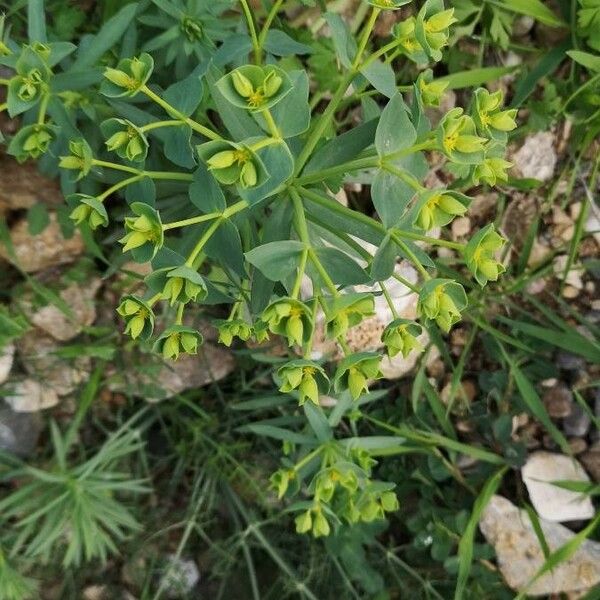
<box><xmin>0</xmin><ymin>0</ymin><xmax>513</xmax><ymax>537</ymax></box>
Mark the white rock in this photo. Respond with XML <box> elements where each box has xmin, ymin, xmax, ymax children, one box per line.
<box><xmin>480</xmin><ymin>495</ymin><xmax>600</xmax><ymax>596</ymax></box>
<box><xmin>24</xmin><ymin>279</ymin><xmax>102</xmax><ymax>342</ymax></box>
<box><xmin>512</xmin><ymin>132</ymin><xmax>557</xmax><ymax>182</ymax></box>
<box><xmin>5</xmin><ymin>379</ymin><xmax>59</xmax><ymax>412</ymax></box>
<box><xmin>0</xmin><ymin>343</ymin><xmax>14</xmax><ymax>385</ymax></box>
<box><xmin>522</xmin><ymin>451</ymin><xmax>595</xmax><ymax>522</ymax></box>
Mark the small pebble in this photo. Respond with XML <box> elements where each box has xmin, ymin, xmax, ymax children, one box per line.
<box><xmin>568</xmin><ymin>438</ymin><xmax>587</xmax><ymax>455</ymax></box>
<box><xmin>556</xmin><ymin>352</ymin><xmax>586</xmax><ymax>371</ymax></box>
<box><xmin>563</xmin><ymin>403</ymin><xmax>591</xmax><ymax>437</ymax></box>
<box><xmin>543</xmin><ymin>385</ymin><xmax>573</xmax><ymax>419</ymax></box>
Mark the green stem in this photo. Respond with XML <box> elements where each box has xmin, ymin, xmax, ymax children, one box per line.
<box><xmin>258</xmin><ymin>0</ymin><xmax>284</xmax><ymax>50</ymax></box>
<box><xmin>249</xmin><ymin>136</ymin><xmax>279</xmax><ymax>152</ymax></box>
<box><xmin>144</xmin><ymin>170</ymin><xmax>193</xmax><ymax>182</ymax></box>
<box><xmin>240</xmin><ymin>0</ymin><xmax>262</xmax><ymax>64</ymax></box>
<box><xmin>382</xmin><ymin>162</ymin><xmax>425</xmax><ymax>192</ymax></box>
<box><xmin>92</xmin><ymin>158</ymin><xmax>140</xmax><ymax>174</ymax></box>
<box><xmin>392</xmin><ymin>272</ymin><xmax>420</xmax><ymax>294</ymax></box>
<box><xmin>98</xmin><ymin>174</ymin><xmax>143</xmax><ymax>201</ymax></box>
<box><xmin>352</xmin><ymin>7</ymin><xmax>380</xmax><ymax>70</ymax></box>
<box><xmin>0</xmin><ymin>102</ymin><xmax>6</xmax><ymax>112</ymax></box>
<box><xmin>385</xmin><ymin>138</ymin><xmax>438</xmax><ymax>163</ymax></box>
<box><xmin>390</xmin><ymin>231</ymin><xmax>431</xmax><ymax>281</ymax></box>
<box><xmin>139</xmin><ymin>119</ymin><xmax>184</xmax><ymax>133</ymax></box>
<box><xmin>36</xmin><ymin>91</ymin><xmax>50</xmax><ymax>124</ymax></box>
<box><xmin>294</xmin><ymin>69</ymin><xmax>355</xmax><ymax>176</ymax></box>
<box><xmin>361</xmin><ymin>39</ymin><xmax>401</xmax><ymax>71</ymax></box>
<box><xmin>0</xmin><ymin>78</ymin><xmax>9</xmax><ymax>85</ymax></box>
<box><xmin>294</xmin><ymin>445</ymin><xmax>324</xmax><ymax>472</ymax></box>
<box><xmin>290</xmin><ymin>189</ymin><xmax>310</xmax><ymax>298</ymax></box>
<box><xmin>393</xmin><ymin>229</ymin><xmax>464</xmax><ymax>251</ymax></box>
<box><xmin>291</xmin><ymin>248</ymin><xmax>308</xmax><ymax>299</ymax></box>
<box><xmin>162</xmin><ymin>212</ymin><xmax>220</xmax><ymax>231</ymax></box>
<box><xmin>147</xmin><ymin>293</ymin><xmax>162</xmax><ymax>307</ymax></box>
<box><xmin>262</xmin><ymin>108</ymin><xmax>281</xmax><ymax>139</ymax></box>
<box><xmin>141</xmin><ymin>85</ymin><xmax>221</xmax><ymax>140</ymax></box>
<box><xmin>295</xmin><ymin>155</ymin><xmax>379</xmax><ymax>186</ymax></box>
<box><xmin>175</xmin><ymin>302</ymin><xmax>185</xmax><ymax>325</ymax></box>
<box><xmin>185</xmin><ymin>218</ymin><xmax>223</xmax><ymax>267</ymax></box>
<box><xmin>380</xmin><ymin>281</ymin><xmax>399</xmax><ymax>319</ymax></box>
<box><xmin>308</xmin><ymin>248</ymin><xmax>338</xmax><ymax>296</ymax></box>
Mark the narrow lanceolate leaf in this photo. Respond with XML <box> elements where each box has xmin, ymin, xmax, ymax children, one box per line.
<box><xmin>454</xmin><ymin>466</ymin><xmax>508</xmax><ymax>600</ymax></box>
<box><xmin>501</xmin><ymin>0</ymin><xmax>566</xmax><ymax>27</ymax></box>
<box><xmin>500</xmin><ymin>346</ymin><xmax>571</xmax><ymax>455</ymax></box>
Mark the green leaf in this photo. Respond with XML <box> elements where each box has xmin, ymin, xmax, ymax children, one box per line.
<box><xmin>324</xmin><ymin>12</ymin><xmax>356</xmax><ymax>69</ymax></box>
<box><xmin>303</xmin><ymin>403</ymin><xmax>332</xmax><ymax>442</ymax></box>
<box><xmin>161</xmin><ymin>125</ymin><xmax>195</xmax><ymax>169</ymax></box>
<box><xmin>304</xmin><ymin>118</ymin><xmax>378</xmax><ymax>175</ymax></box>
<box><xmin>72</xmin><ymin>3</ymin><xmax>138</xmax><ymax>70</ymax></box>
<box><xmin>237</xmin><ymin>423</ymin><xmax>317</xmax><ymax>445</ymax></box>
<box><xmin>264</xmin><ymin>30</ymin><xmax>313</xmax><ymax>56</ymax></box>
<box><xmin>206</xmin><ymin>220</ymin><xmax>245</xmax><ymax>277</ymax></box>
<box><xmin>567</xmin><ymin>50</ymin><xmax>600</xmax><ymax>72</ymax></box>
<box><xmin>28</xmin><ymin>0</ymin><xmax>47</xmax><ymax>42</ymax></box>
<box><xmin>375</xmin><ymin>93</ymin><xmax>416</xmax><ymax>157</ymax></box>
<box><xmin>189</xmin><ymin>164</ymin><xmax>226</xmax><ymax>212</ymax></box>
<box><xmin>27</xmin><ymin>203</ymin><xmax>50</xmax><ymax>235</ymax></box>
<box><xmin>311</xmin><ymin>247</ymin><xmax>370</xmax><ymax>286</ymax></box>
<box><xmin>501</xmin><ymin>0</ymin><xmax>565</xmax><ymax>27</ymax></box>
<box><xmin>435</xmin><ymin>66</ymin><xmax>519</xmax><ymax>90</ymax></box>
<box><xmin>360</xmin><ymin>59</ymin><xmax>397</xmax><ymax>98</ymax></box>
<box><xmin>371</xmin><ymin>234</ymin><xmax>397</xmax><ymax>281</ymax></box>
<box><xmin>371</xmin><ymin>169</ymin><xmax>414</xmax><ymax>228</ymax></box>
<box><xmin>500</xmin><ymin>346</ymin><xmax>571</xmax><ymax>455</ymax></box>
<box><xmin>163</xmin><ymin>67</ymin><xmax>206</xmax><ymax>117</ymax></box>
<box><xmin>246</xmin><ymin>240</ymin><xmax>305</xmax><ymax>282</ymax></box>
<box><xmin>454</xmin><ymin>467</ymin><xmax>507</xmax><ymax>599</ymax></box>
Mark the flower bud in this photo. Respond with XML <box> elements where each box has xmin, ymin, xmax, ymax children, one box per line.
<box><xmin>278</xmin><ymin>360</ymin><xmax>330</xmax><ymax>405</ymax></box>
<box><xmin>216</xmin><ymin>318</ymin><xmax>252</xmax><ymax>346</ymax></box>
<box><xmin>59</xmin><ymin>139</ymin><xmax>93</xmax><ymax>181</ymax></box>
<box><xmin>67</xmin><ymin>194</ymin><xmax>109</xmax><ymax>231</ymax></box>
<box><xmin>231</xmin><ymin>70</ymin><xmax>255</xmax><ymax>98</ymax></box>
<box><xmin>382</xmin><ymin>319</ymin><xmax>422</xmax><ymax>358</ymax></box>
<box><xmin>295</xmin><ymin>510</ymin><xmax>313</xmax><ymax>534</ymax></box>
<box><xmin>325</xmin><ymin>294</ymin><xmax>375</xmax><ymax>339</ymax></box>
<box><xmin>334</xmin><ymin>352</ymin><xmax>382</xmax><ymax>401</ymax></box>
<box><xmin>417</xmin><ymin>279</ymin><xmax>467</xmax><ymax>332</ymax></box>
<box><xmin>102</xmin><ymin>53</ymin><xmax>154</xmax><ymax>98</ymax></box>
<box><xmin>261</xmin><ymin>298</ymin><xmax>313</xmax><ymax>347</ymax></box>
<box><xmin>262</xmin><ymin>70</ymin><xmax>282</xmax><ymax>97</ymax></box>
<box><xmin>154</xmin><ymin>325</ymin><xmax>203</xmax><ymax>361</ymax></box>
<box><xmin>119</xmin><ymin>202</ymin><xmax>164</xmax><ymax>260</ymax></box>
<box><xmin>463</xmin><ymin>224</ymin><xmax>506</xmax><ymax>286</ymax></box>
<box><xmin>312</xmin><ymin>508</ymin><xmax>330</xmax><ymax>537</ymax></box>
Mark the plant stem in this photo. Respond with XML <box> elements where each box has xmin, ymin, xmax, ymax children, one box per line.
<box><xmin>290</xmin><ymin>189</ymin><xmax>310</xmax><ymax>298</ymax></box>
<box><xmin>352</xmin><ymin>7</ymin><xmax>380</xmax><ymax>70</ymax></box>
<box><xmin>294</xmin><ymin>155</ymin><xmax>379</xmax><ymax>186</ymax></box>
<box><xmin>393</xmin><ymin>229</ymin><xmax>464</xmax><ymax>251</ymax></box>
<box><xmin>382</xmin><ymin>162</ymin><xmax>425</xmax><ymax>192</ymax></box>
<box><xmin>0</xmin><ymin>78</ymin><xmax>9</xmax><ymax>85</ymax></box>
<box><xmin>262</xmin><ymin>108</ymin><xmax>281</xmax><ymax>139</ymax></box>
<box><xmin>389</xmin><ymin>231</ymin><xmax>431</xmax><ymax>281</ymax></box>
<box><xmin>0</xmin><ymin>102</ymin><xmax>6</xmax><ymax>112</ymax></box>
<box><xmin>392</xmin><ymin>271</ymin><xmax>420</xmax><ymax>294</ymax></box>
<box><xmin>249</xmin><ymin>137</ymin><xmax>279</xmax><ymax>152</ymax></box>
<box><xmin>380</xmin><ymin>281</ymin><xmax>399</xmax><ymax>319</ymax></box>
<box><xmin>98</xmin><ymin>174</ymin><xmax>143</xmax><ymax>201</ymax></box>
<box><xmin>92</xmin><ymin>158</ymin><xmax>140</xmax><ymax>174</ymax></box>
<box><xmin>175</xmin><ymin>302</ymin><xmax>185</xmax><ymax>324</ymax></box>
<box><xmin>144</xmin><ymin>170</ymin><xmax>193</xmax><ymax>181</ymax></box>
<box><xmin>141</xmin><ymin>85</ymin><xmax>221</xmax><ymax>140</ymax></box>
<box><xmin>162</xmin><ymin>212</ymin><xmax>220</xmax><ymax>231</ymax></box>
<box><xmin>294</xmin><ymin>445</ymin><xmax>324</xmax><ymax>472</ymax></box>
<box><xmin>258</xmin><ymin>0</ymin><xmax>284</xmax><ymax>50</ymax></box>
<box><xmin>294</xmin><ymin>69</ymin><xmax>355</xmax><ymax>176</ymax></box>
<box><xmin>185</xmin><ymin>218</ymin><xmax>223</xmax><ymax>267</ymax></box>
<box><xmin>239</xmin><ymin>0</ymin><xmax>262</xmax><ymax>64</ymax></box>
<box><xmin>36</xmin><ymin>91</ymin><xmax>50</xmax><ymax>124</ymax></box>
<box><xmin>308</xmin><ymin>248</ymin><xmax>338</xmax><ymax>296</ymax></box>
<box><xmin>139</xmin><ymin>120</ymin><xmax>184</xmax><ymax>133</ymax></box>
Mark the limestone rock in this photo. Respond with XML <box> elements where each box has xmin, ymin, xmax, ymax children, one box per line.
<box><xmin>0</xmin><ymin>212</ymin><xmax>84</xmax><ymax>273</ymax></box>
<box><xmin>0</xmin><ymin>155</ymin><xmax>63</xmax><ymax>215</ymax></box>
<box><xmin>23</xmin><ymin>279</ymin><xmax>102</xmax><ymax>342</ymax></box>
<box><xmin>0</xmin><ymin>343</ymin><xmax>14</xmax><ymax>385</ymax></box>
<box><xmin>0</xmin><ymin>405</ymin><xmax>42</xmax><ymax>456</ymax></box>
<box><xmin>109</xmin><ymin>344</ymin><xmax>236</xmax><ymax>402</ymax></box>
<box><xmin>511</xmin><ymin>131</ymin><xmax>557</xmax><ymax>182</ymax></box>
<box><xmin>159</xmin><ymin>555</ymin><xmax>200</xmax><ymax>599</ymax></box>
<box><xmin>16</xmin><ymin>330</ymin><xmax>91</xmax><ymax>397</ymax></box>
<box><xmin>4</xmin><ymin>379</ymin><xmax>59</xmax><ymax>412</ymax></box>
<box><xmin>480</xmin><ymin>495</ymin><xmax>600</xmax><ymax>596</ymax></box>
<box><xmin>522</xmin><ymin>451</ymin><xmax>594</xmax><ymax>522</ymax></box>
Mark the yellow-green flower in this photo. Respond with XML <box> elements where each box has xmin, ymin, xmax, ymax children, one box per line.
<box><xmin>381</xmin><ymin>319</ymin><xmax>422</xmax><ymax>358</ymax></box>
<box><xmin>199</xmin><ymin>140</ymin><xmax>264</xmax><ymax>189</ymax></box>
<box><xmin>473</xmin><ymin>88</ymin><xmax>517</xmax><ymax>140</ymax></box>
<box><xmin>59</xmin><ymin>139</ymin><xmax>93</xmax><ymax>181</ymax></box>
<box><xmin>417</xmin><ymin>279</ymin><xmax>467</xmax><ymax>332</ymax></box>
<box><xmin>415</xmin><ymin>1</ymin><xmax>457</xmax><ymax>61</ymax></box>
<box><xmin>324</xmin><ymin>294</ymin><xmax>375</xmax><ymax>339</ymax></box>
<box><xmin>7</xmin><ymin>123</ymin><xmax>55</xmax><ymax>162</ymax></box>
<box><xmin>414</xmin><ymin>189</ymin><xmax>468</xmax><ymax>231</ymax></box>
<box><xmin>216</xmin><ymin>319</ymin><xmax>252</xmax><ymax>346</ymax></box>
<box><xmin>102</xmin><ymin>53</ymin><xmax>154</xmax><ymax>98</ymax></box>
<box><xmin>67</xmin><ymin>194</ymin><xmax>109</xmax><ymax>230</ymax></box>
<box><xmin>417</xmin><ymin>69</ymin><xmax>448</xmax><ymax>107</ymax></box>
<box><xmin>334</xmin><ymin>352</ymin><xmax>383</xmax><ymax>401</ymax></box>
<box><xmin>154</xmin><ymin>325</ymin><xmax>202</xmax><ymax>360</ymax></box>
<box><xmin>463</xmin><ymin>224</ymin><xmax>506</xmax><ymax>286</ymax></box>
<box><xmin>119</xmin><ymin>203</ymin><xmax>164</xmax><ymax>261</ymax></box>
<box><xmin>473</xmin><ymin>155</ymin><xmax>513</xmax><ymax>186</ymax></box>
<box><xmin>438</xmin><ymin>108</ymin><xmax>487</xmax><ymax>164</ymax></box>
<box><xmin>261</xmin><ymin>298</ymin><xmax>313</xmax><ymax>347</ymax></box>
<box><xmin>117</xmin><ymin>295</ymin><xmax>155</xmax><ymax>341</ymax></box>
<box><xmin>277</xmin><ymin>359</ymin><xmax>330</xmax><ymax>405</ymax></box>
<box><xmin>224</xmin><ymin>65</ymin><xmax>290</xmax><ymax>112</ymax></box>
<box><xmin>101</xmin><ymin>118</ymin><xmax>148</xmax><ymax>162</ymax></box>
<box><xmin>270</xmin><ymin>469</ymin><xmax>295</xmax><ymax>499</ymax></box>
